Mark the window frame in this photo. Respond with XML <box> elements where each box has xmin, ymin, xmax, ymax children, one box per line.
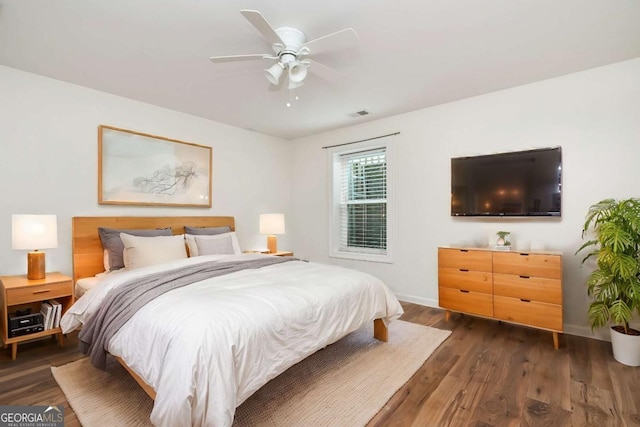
<box><xmin>328</xmin><ymin>138</ymin><xmax>393</xmax><ymax>263</ymax></box>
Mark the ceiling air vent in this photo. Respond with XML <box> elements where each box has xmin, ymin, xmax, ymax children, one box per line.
<box><xmin>348</xmin><ymin>110</ymin><xmax>370</xmax><ymax>118</ymax></box>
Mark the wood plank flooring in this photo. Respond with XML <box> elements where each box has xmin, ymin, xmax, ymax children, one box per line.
<box><xmin>1</xmin><ymin>302</ymin><xmax>639</xmax><ymax>426</ymax></box>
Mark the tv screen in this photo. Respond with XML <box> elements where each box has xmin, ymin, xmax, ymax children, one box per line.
<box><xmin>451</xmin><ymin>147</ymin><xmax>562</xmax><ymax>217</ymax></box>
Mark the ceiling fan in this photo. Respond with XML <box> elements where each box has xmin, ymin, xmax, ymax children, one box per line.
<box><xmin>209</xmin><ymin>10</ymin><xmax>359</xmax><ymax>90</ymax></box>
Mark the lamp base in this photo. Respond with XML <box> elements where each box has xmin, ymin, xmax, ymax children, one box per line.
<box><xmin>27</xmin><ymin>251</ymin><xmax>46</xmax><ymax>280</ymax></box>
<box><xmin>267</xmin><ymin>235</ymin><xmax>278</xmax><ymax>254</ymax></box>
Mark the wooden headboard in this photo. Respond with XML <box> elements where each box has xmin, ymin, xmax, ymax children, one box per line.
<box><xmin>72</xmin><ymin>216</ymin><xmax>235</xmax><ymax>282</ymax></box>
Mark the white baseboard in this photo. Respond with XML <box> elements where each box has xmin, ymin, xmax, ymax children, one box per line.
<box><xmin>394</xmin><ymin>292</ymin><xmax>611</xmax><ymax>342</ymax></box>
<box><xmin>394</xmin><ymin>293</ymin><xmax>439</xmax><ymax>308</ymax></box>
<box><xmin>563</xmin><ymin>324</ymin><xmax>610</xmax><ymax>342</ymax></box>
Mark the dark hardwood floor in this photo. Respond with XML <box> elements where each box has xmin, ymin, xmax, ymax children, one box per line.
<box><xmin>2</xmin><ymin>302</ymin><xmax>639</xmax><ymax>426</ymax></box>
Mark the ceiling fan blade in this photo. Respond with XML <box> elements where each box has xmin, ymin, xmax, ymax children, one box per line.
<box><xmin>240</xmin><ymin>10</ymin><xmax>284</xmax><ymax>46</ymax></box>
<box><xmin>302</xmin><ymin>28</ymin><xmax>359</xmax><ymax>55</ymax></box>
<box><xmin>307</xmin><ymin>60</ymin><xmax>347</xmax><ymax>82</ymax></box>
<box><xmin>209</xmin><ymin>54</ymin><xmax>273</xmax><ymax>63</ymax></box>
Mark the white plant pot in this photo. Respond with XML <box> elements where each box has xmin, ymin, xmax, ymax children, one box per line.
<box><xmin>610</xmin><ymin>326</ymin><xmax>640</xmax><ymax>366</ymax></box>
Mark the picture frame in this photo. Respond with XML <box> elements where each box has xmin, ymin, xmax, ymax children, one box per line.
<box><xmin>98</xmin><ymin>125</ymin><xmax>212</xmax><ymax>207</ymax></box>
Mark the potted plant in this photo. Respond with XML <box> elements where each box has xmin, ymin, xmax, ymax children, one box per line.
<box><xmin>577</xmin><ymin>198</ymin><xmax>640</xmax><ymax>366</ymax></box>
<box><xmin>496</xmin><ymin>231</ymin><xmax>511</xmax><ymax>247</ymax></box>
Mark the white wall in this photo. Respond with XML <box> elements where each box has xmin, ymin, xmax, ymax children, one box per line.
<box><xmin>290</xmin><ymin>58</ymin><xmax>640</xmax><ymax>340</ymax></box>
<box><xmin>0</xmin><ymin>66</ymin><xmax>292</xmax><ymax>276</ymax></box>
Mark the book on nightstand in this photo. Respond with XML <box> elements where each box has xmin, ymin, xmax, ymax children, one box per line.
<box><xmin>40</xmin><ymin>302</ymin><xmax>54</xmax><ymax>330</ymax></box>
<box><xmin>49</xmin><ymin>299</ymin><xmax>62</xmax><ymax>328</ymax></box>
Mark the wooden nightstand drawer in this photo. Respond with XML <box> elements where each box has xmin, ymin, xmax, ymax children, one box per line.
<box><xmin>494</xmin><ymin>295</ymin><xmax>562</xmax><ymax>331</ymax></box>
<box><xmin>6</xmin><ymin>281</ymin><xmax>73</xmax><ymax>305</ymax></box>
<box><xmin>438</xmin><ymin>268</ymin><xmax>492</xmax><ymax>293</ymax></box>
<box><xmin>439</xmin><ymin>286</ymin><xmax>493</xmax><ymax>318</ymax></box>
<box><xmin>438</xmin><ymin>248</ymin><xmax>492</xmax><ymax>272</ymax></box>
<box><xmin>493</xmin><ymin>273</ymin><xmax>562</xmax><ymax>304</ymax></box>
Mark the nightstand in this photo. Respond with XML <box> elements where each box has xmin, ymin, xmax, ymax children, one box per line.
<box><xmin>0</xmin><ymin>272</ymin><xmax>74</xmax><ymax>360</ymax></box>
<box><xmin>243</xmin><ymin>250</ymin><xmax>293</xmax><ymax>256</ymax></box>
<box><xmin>272</xmin><ymin>251</ymin><xmax>293</xmax><ymax>257</ymax></box>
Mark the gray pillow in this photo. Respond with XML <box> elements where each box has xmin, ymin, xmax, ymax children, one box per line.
<box><xmin>184</xmin><ymin>226</ymin><xmax>231</xmax><ymax>235</ymax></box>
<box><xmin>195</xmin><ymin>235</ymin><xmax>235</xmax><ymax>255</ymax></box>
<box><xmin>98</xmin><ymin>227</ymin><xmax>172</xmax><ymax>271</ymax></box>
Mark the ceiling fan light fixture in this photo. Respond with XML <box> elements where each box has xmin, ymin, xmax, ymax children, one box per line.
<box><xmin>210</xmin><ymin>10</ymin><xmax>359</xmax><ymax>92</ymax></box>
<box><xmin>288</xmin><ymin>61</ymin><xmax>308</xmax><ymax>83</ymax></box>
<box><xmin>265</xmin><ymin>62</ymin><xmax>285</xmax><ymax>85</ymax></box>
<box><xmin>288</xmin><ymin>79</ymin><xmax>304</xmax><ymax>90</ymax></box>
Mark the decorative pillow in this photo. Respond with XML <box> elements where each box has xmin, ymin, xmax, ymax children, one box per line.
<box><xmin>120</xmin><ymin>233</ymin><xmax>188</xmax><ymax>270</ymax></box>
<box><xmin>186</xmin><ymin>232</ymin><xmax>241</xmax><ymax>257</ymax></box>
<box><xmin>195</xmin><ymin>235</ymin><xmax>235</xmax><ymax>256</ymax></box>
<box><xmin>98</xmin><ymin>227</ymin><xmax>172</xmax><ymax>271</ymax></box>
<box><xmin>184</xmin><ymin>226</ymin><xmax>231</xmax><ymax>235</ymax></box>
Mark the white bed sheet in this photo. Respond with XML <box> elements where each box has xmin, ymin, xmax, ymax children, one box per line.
<box><xmin>62</xmin><ymin>254</ymin><xmax>403</xmax><ymax>427</ymax></box>
<box><xmin>74</xmin><ymin>270</ymin><xmax>125</xmax><ymax>298</ymax></box>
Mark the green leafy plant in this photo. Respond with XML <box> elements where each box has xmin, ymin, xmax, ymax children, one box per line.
<box><xmin>577</xmin><ymin>198</ymin><xmax>640</xmax><ymax>334</ymax></box>
<box><xmin>496</xmin><ymin>231</ymin><xmax>510</xmax><ymax>246</ymax></box>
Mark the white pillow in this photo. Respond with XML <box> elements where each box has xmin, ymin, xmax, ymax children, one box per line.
<box><xmin>120</xmin><ymin>233</ymin><xmax>188</xmax><ymax>270</ymax></box>
<box><xmin>185</xmin><ymin>232</ymin><xmax>241</xmax><ymax>257</ymax></box>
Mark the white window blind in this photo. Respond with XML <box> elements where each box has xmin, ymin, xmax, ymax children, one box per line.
<box><xmin>337</xmin><ymin>147</ymin><xmax>387</xmax><ymax>255</ymax></box>
<box><xmin>329</xmin><ymin>135</ymin><xmax>394</xmax><ymax>263</ymax></box>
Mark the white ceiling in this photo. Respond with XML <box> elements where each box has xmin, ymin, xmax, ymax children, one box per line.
<box><xmin>1</xmin><ymin>0</ymin><xmax>639</xmax><ymax>140</ymax></box>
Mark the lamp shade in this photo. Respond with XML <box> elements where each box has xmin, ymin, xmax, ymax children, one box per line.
<box><xmin>265</xmin><ymin>62</ymin><xmax>285</xmax><ymax>85</ymax></box>
<box><xmin>259</xmin><ymin>213</ymin><xmax>285</xmax><ymax>235</ymax></box>
<box><xmin>12</xmin><ymin>214</ymin><xmax>58</xmax><ymax>250</ymax></box>
<box><xmin>288</xmin><ymin>61</ymin><xmax>308</xmax><ymax>83</ymax></box>
<box><xmin>288</xmin><ymin>79</ymin><xmax>304</xmax><ymax>90</ymax></box>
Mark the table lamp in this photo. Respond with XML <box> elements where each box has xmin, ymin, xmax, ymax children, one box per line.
<box><xmin>259</xmin><ymin>213</ymin><xmax>285</xmax><ymax>254</ymax></box>
<box><xmin>12</xmin><ymin>214</ymin><xmax>58</xmax><ymax>280</ymax></box>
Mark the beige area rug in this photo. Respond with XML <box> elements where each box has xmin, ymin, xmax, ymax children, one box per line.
<box><xmin>52</xmin><ymin>320</ymin><xmax>450</xmax><ymax>426</ymax></box>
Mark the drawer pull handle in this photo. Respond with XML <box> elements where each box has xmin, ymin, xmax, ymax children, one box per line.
<box><xmin>459</xmin><ymin>269</ymin><xmax>469</xmax><ymax>272</ymax></box>
<box><xmin>519</xmin><ymin>275</ymin><xmax>530</xmax><ymax>279</ymax></box>
<box><xmin>460</xmin><ymin>249</ymin><xmax>469</xmax><ymax>253</ymax></box>
<box><xmin>520</xmin><ymin>253</ymin><xmax>529</xmax><ymax>256</ymax></box>
<box><xmin>32</xmin><ymin>289</ymin><xmax>51</xmax><ymax>294</ymax></box>
<box><xmin>520</xmin><ymin>298</ymin><xmax>531</xmax><ymax>303</ymax></box>
<box><xmin>460</xmin><ymin>290</ymin><xmax>470</xmax><ymax>293</ymax></box>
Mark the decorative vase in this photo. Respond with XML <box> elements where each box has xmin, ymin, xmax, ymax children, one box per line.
<box><xmin>610</xmin><ymin>326</ymin><xmax>640</xmax><ymax>366</ymax></box>
<box><xmin>496</xmin><ymin>237</ymin><xmax>505</xmax><ymax>246</ymax></box>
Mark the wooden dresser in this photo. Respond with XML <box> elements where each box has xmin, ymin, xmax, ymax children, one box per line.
<box><xmin>438</xmin><ymin>247</ymin><xmax>563</xmax><ymax>348</ymax></box>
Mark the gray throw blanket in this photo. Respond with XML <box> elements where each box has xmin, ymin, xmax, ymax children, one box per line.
<box><xmin>79</xmin><ymin>256</ymin><xmax>298</xmax><ymax>369</ymax></box>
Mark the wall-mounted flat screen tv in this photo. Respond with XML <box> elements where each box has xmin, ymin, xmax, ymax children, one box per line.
<box><xmin>451</xmin><ymin>147</ymin><xmax>562</xmax><ymax>217</ymax></box>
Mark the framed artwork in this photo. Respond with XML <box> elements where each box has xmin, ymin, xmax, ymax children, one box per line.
<box><xmin>98</xmin><ymin>125</ymin><xmax>212</xmax><ymax>207</ymax></box>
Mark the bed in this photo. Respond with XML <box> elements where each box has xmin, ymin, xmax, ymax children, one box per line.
<box><xmin>61</xmin><ymin>216</ymin><xmax>404</xmax><ymax>427</ymax></box>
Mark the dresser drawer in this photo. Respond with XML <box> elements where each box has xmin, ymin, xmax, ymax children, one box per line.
<box><xmin>494</xmin><ymin>295</ymin><xmax>562</xmax><ymax>331</ymax></box>
<box><xmin>439</xmin><ymin>286</ymin><xmax>493</xmax><ymax>317</ymax></box>
<box><xmin>6</xmin><ymin>281</ymin><xmax>73</xmax><ymax>305</ymax></box>
<box><xmin>493</xmin><ymin>252</ymin><xmax>561</xmax><ymax>279</ymax></box>
<box><xmin>438</xmin><ymin>248</ymin><xmax>492</xmax><ymax>272</ymax></box>
<box><xmin>438</xmin><ymin>268</ymin><xmax>492</xmax><ymax>293</ymax></box>
<box><xmin>493</xmin><ymin>273</ymin><xmax>562</xmax><ymax>304</ymax></box>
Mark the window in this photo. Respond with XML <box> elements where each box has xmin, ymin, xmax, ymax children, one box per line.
<box><xmin>330</xmin><ymin>139</ymin><xmax>391</xmax><ymax>263</ymax></box>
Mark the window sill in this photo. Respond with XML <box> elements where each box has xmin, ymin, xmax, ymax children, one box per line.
<box><xmin>329</xmin><ymin>251</ymin><xmax>392</xmax><ymax>264</ymax></box>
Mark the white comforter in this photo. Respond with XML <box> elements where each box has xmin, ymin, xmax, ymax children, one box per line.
<box><xmin>62</xmin><ymin>254</ymin><xmax>404</xmax><ymax>427</ymax></box>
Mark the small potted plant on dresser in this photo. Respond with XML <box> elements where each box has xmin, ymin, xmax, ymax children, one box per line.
<box><xmin>577</xmin><ymin>198</ymin><xmax>640</xmax><ymax>366</ymax></box>
<box><xmin>495</xmin><ymin>231</ymin><xmax>511</xmax><ymax>250</ymax></box>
